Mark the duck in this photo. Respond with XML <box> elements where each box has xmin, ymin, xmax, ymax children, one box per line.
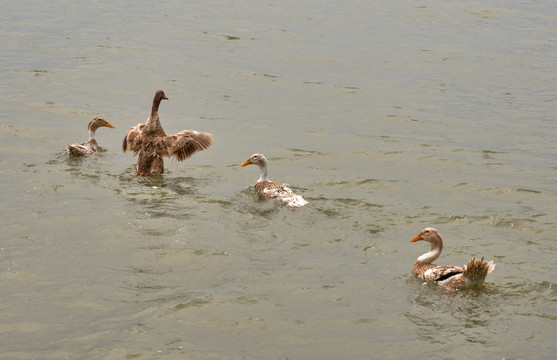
<box><xmin>241</xmin><ymin>153</ymin><xmax>308</xmax><ymax>208</ymax></box>
<box><xmin>410</xmin><ymin>227</ymin><xmax>495</xmax><ymax>290</ymax></box>
<box><xmin>122</xmin><ymin>90</ymin><xmax>214</xmax><ymax>176</ymax></box>
<box><xmin>67</xmin><ymin>117</ymin><xmax>115</xmax><ymax>156</ymax></box>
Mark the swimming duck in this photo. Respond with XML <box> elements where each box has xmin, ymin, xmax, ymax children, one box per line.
<box><xmin>411</xmin><ymin>227</ymin><xmax>495</xmax><ymax>290</ymax></box>
<box><xmin>67</xmin><ymin>117</ymin><xmax>115</xmax><ymax>156</ymax></box>
<box><xmin>241</xmin><ymin>153</ymin><xmax>308</xmax><ymax>208</ymax></box>
<box><xmin>122</xmin><ymin>90</ymin><xmax>214</xmax><ymax>176</ymax></box>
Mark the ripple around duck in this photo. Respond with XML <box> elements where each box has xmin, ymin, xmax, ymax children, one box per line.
<box><xmin>198</xmin><ymin>197</ymin><xmax>235</xmax><ymax>209</ymax></box>
<box><xmin>287</xmin><ymin>148</ymin><xmax>328</xmax><ymax>157</ymax></box>
<box><xmin>512</xmin><ymin>280</ymin><xmax>557</xmax><ymax>301</ymax></box>
<box><xmin>168</xmin><ymin>295</ymin><xmax>214</xmax><ymax>313</ymax></box>
<box><xmin>404</xmin><ymin>281</ymin><xmax>506</xmax><ymax>344</ymax></box>
<box><xmin>431</xmin><ymin>214</ymin><xmax>492</xmax><ymax>224</ymax></box>
<box><xmin>314</xmin><ymin>177</ymin><xmax>398</xmax><ymax>190</ymax></box>
<box><xmin>232</xmin><ymin>187</ymin><xmax>308</xmax><ymax>217</ymax></box>
<box><xmin>515</xmin><ymin>188</ymin><xmax>542</xmax><ymax>194</ymax></box>
<box><xmin>489</xmin><ymin>217</ymin><xmax>539</xmax><ymax>231</ymax></box>
<box><xmin>332</xmin><ymin>197</ymin><xmax>383</xmax><ymax>209</ymax></box>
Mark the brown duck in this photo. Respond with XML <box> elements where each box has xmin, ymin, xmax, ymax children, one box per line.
<box><xmin>67</xmin><ymin>117</ymin><xmax>115</xmax><ymax>156</ymax></box>
<box><xmin>241</xmin><ymin>153</ymin><xmax>308</xmax><ymax>208</ymax></box>
<box><xmin>411</xmin><ymin>227</ymin><xmax>495</xmax><ymax>290</ymax></box>
<box><xmin>122</xmin><ymin>90</ymin><xmax>213</xmax><ymax>176</ymax></box>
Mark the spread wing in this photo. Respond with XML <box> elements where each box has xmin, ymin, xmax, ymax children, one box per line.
<box><xmin>122</xmin><ymin>123</ymin><xmax>145</xmax><ymax>154</ymax></box>
<box><xmin>159</xmin><ymin>130</ymin><xmax>214</xmax><ymax>161</ymax></box>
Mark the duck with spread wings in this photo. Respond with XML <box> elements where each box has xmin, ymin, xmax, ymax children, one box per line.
<box><xmin>123</xmin><ymin>90</ymin><xmax>213</xmax><ymax>176</ymax></box>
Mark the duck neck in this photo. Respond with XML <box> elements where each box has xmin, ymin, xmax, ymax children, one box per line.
<box><xmin>146</xmin><ymin>94</ymin><xmax>164</xmax><ymax>128</ymax></box>
<box><xmin>145</xmin><ymin>109</ymin><xmax>163</xmax><ymax>135</ymax></box>
<box><xmin>416</xmin><ymin>243</ymin><xmax>442</xmax><ymax>264</ymax></box>
<box><xmin>257</xmin><ymin>164</ymin><xmax>269</xmax><ymax>183</ymax></box>
<box><xmin>88</xmin><ymin>128</ymin><xmax>96</xmax><ymax>141</ymax></box>
<box><xmin>151</xmin><ymin>98</ymin><xmax>161</xmax><ymax>116</ymax></box>
<box><xmin>150</xmin><ymin>90</ymin><xmax>167</xmax><ymax>117</ymax></box>
<box><xmin>146</xmin><ymin>112</ymin><xmax>160</xmax><ymax>128</ymax></box>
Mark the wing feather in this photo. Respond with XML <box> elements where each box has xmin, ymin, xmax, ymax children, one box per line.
<box><xmin>123</xmin><ymin>123</ymin><xmax>144</xmax><ymax>154</ymax></box>
<box><xmin>163</xmin><ymin>130</ymin><xmax>214</xmax><ymax>161</ymax></box>
<box><xmin>256</xmin><ymin>181</ymin><xmax>294</xmax><ymax>198</ymax></box>
<box><xmin>254</xmin><ymin>181</ymin><xmax>308</xmax><ymax>207</ymax></box>
<box><xmin>423</xmin><ymin>265</ymin><xmax>463</xmax><ymax>282</ymax></box>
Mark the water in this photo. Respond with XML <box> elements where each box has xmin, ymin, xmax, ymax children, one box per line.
<box><xmin>1</xmin><ymin>0</ymin><xmax>556</xmax><ymax>359</ymax></box>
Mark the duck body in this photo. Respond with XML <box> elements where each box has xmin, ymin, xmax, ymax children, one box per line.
<box><xmin>241</xmin><ymin>153</ymin><xmax>308</xmax><ymax>208</ymax></box>
<box><xmin>411</xmin><ymin>227</ymin><xmax>495</xmax><ymax>290</ymax></box>
<box><xmin>123</xmin><ymin>90</ymin><xmax>213</xmax><ymax>176</ymax></box>
<box><xmin>67</xmin><ymin>117</ymin><xmax>115</xmax><ymax>156</ymax></box>
<box><xmin>67</xmin><ymin>139</ymin><xmax>99</xmax><ymax>156</ymax></box>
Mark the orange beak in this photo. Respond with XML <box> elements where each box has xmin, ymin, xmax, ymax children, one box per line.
<box><xmin>241</xmin><ymin>159</ymin><xmax>252</xmax><ymax>167</ymax></box>
<box><xmin>104</xmin><ymin>121</ymin><xmax>115</xmax><ymax>128</ymax></box>
<box><xmin>410</xmin><ymin>233</ymin><xmax>423</xmax><ymax>242</ymax></box>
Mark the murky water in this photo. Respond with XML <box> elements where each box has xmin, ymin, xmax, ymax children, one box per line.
<box><xmin>1</xmin><ymin>1</ymin><xmax>556</xmax><ymax>359</ymax></box>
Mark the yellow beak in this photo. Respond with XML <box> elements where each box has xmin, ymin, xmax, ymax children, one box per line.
<box><xmin>410</xmin><ymin>233</ymin><xmax>423</xmax><ymax>242</ymax></box>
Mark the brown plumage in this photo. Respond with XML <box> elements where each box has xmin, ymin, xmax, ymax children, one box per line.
<box><xmin>410</xmin><ymin>227</ymin><xmax>495</xmax><ymax>290</ymax></box>
<box><xmin>67</xmin><ymin>117</ymin><xmax>115</xmax><ymax>156</ymax></box>
<box><xmin>241</xmin><ymin>153</ymin><xmax>308</xmax><ymax>208</ymax></box>
<box><xmin>122</xmin><ymin>90</ymin><xmax>213</xmax><ymax>176</ymax></box>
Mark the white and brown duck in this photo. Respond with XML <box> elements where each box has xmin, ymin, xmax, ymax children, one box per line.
<box><xmin>411</xmin><ymin>227</ymin><xmax>495</xmax><ymax>290</ymax></box>
<box><xmin>67</xmin><ymin>117</ymin><xmax>115</xmax><ymax>156</ymax></box>
<box><xmin>241</xmin><ymin>153</ymin><xmax>308</xmax><ymax>208</ymax></box>
<box><xmin>122</xmin><ymin>90</ymin><xmax>213</xmax><ymax>176</ymax></box>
